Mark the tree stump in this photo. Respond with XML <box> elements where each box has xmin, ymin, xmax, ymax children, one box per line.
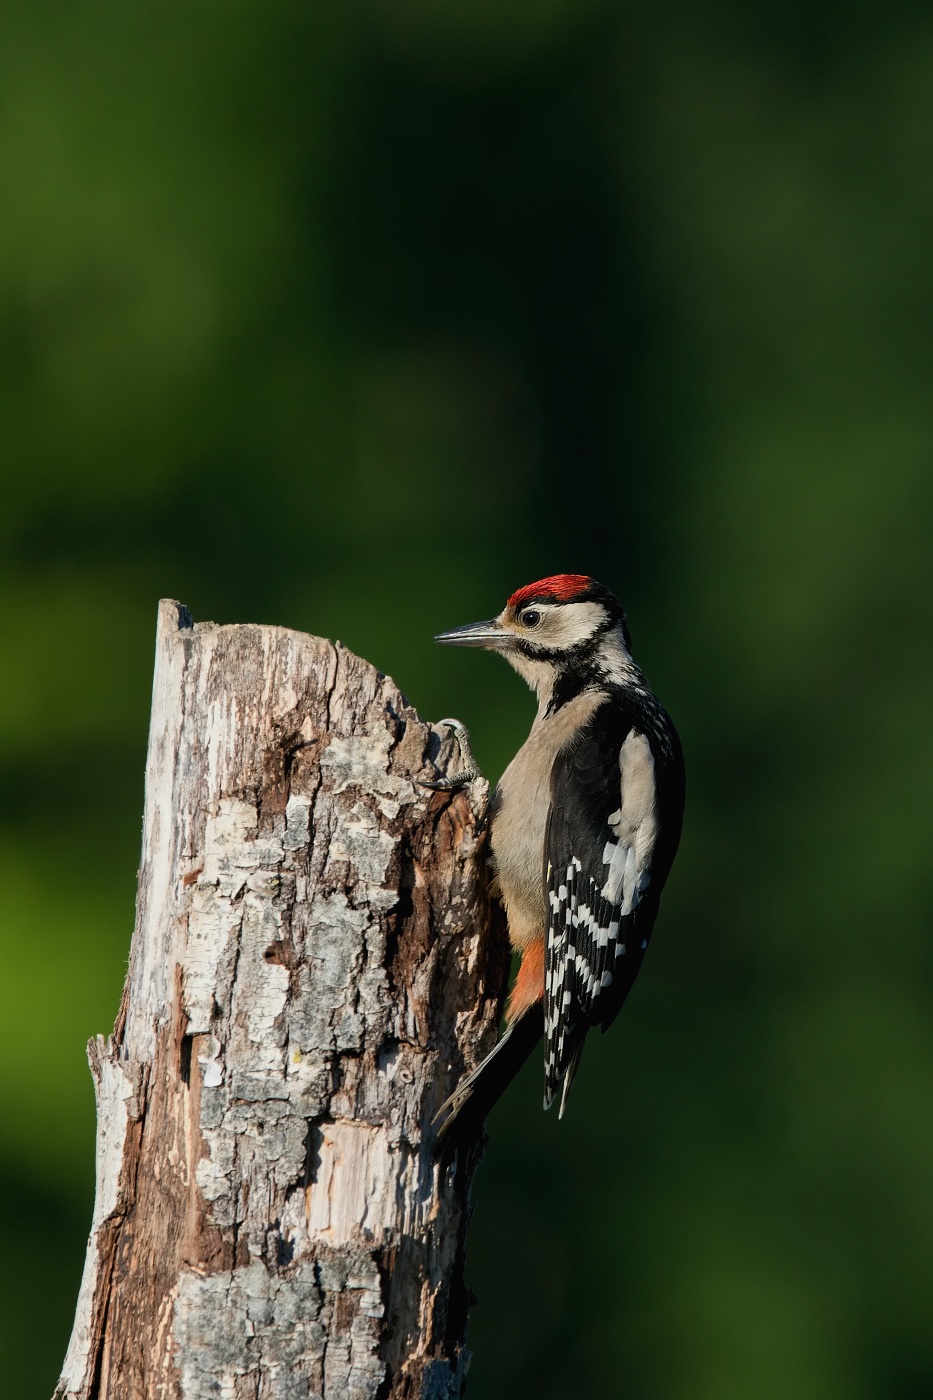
<box><xmin>55</xmin><ymin>601</ymin><xmax>508</xmax><ymax>1400</ymax></box>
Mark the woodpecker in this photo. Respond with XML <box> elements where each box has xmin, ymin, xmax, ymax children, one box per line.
<box><xmin>429</xmin><ymin>574</ymin><xmax>685</xmax><ymax>1151</ymax></box>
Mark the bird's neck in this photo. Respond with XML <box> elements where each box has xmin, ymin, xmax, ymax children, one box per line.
<box><xmin>506</xmin><ymin>626</ymin><xmax>648</xmax><ymax>722</ymax></box>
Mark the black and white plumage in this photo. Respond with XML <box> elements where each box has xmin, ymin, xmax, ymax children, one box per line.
<box><xmin>543</xmin><ymin>691</ymin><xmax>683</xmax><ymax>1113</ymax></box>
<box><xmin>430</xmin><ymin>574</ymin><xmax>684</xmax><ymax>1155</ymax></box>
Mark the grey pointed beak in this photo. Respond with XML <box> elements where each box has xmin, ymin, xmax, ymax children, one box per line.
<box><xmin>434</xmin><ymin>618</ymin><xmax>515</xmax><ymax>651</ymax></box>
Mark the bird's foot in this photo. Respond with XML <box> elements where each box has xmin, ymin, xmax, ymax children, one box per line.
<box><xmin>420</xmin><ymin>717</ymin><xmax>481</xmax><ymax>791</ymax></box>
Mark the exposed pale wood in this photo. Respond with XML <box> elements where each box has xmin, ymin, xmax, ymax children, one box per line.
<box><xmin>55</xmin><ymin>601</ymin><xmax>507</xmax><ymax>1400</ymax></box>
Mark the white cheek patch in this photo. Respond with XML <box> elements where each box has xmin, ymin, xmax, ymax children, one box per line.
<box><xmin>502</xmin><ymin>600</ymin><xmax>608</xmax><ymax>651</ymax></box>
<box><xmin>601</xmin><ymin>730</ymin><xmax>657</xmax><ymax>914</ymax></box>
<box><xmin>537</xmin><ymin>601</ymin><xmax>607</xmax><ymax>649</ymax></box>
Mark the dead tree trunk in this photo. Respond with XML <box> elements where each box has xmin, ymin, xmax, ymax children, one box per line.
<box><xmin>55</xmin><ymin>600</ymin><xmax>507</xmax><ymax>1400</ymax></box>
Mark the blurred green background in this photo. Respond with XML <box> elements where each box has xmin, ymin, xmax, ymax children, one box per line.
<box><xmin>3</xmin><ymin>0</ymin><xmax>933</xmax><ymax>1395</ymax></box>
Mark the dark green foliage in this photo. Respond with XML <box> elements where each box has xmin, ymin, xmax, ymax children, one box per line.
<box><xmin>2</xmin><ymin>1</ymin><xmax>932</xmax><ymax>1394</ymax></box>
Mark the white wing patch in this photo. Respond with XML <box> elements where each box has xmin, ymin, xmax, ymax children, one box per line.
<box><xmin>600</xmin><ymin>729</ymin><xmax>657</xmax><ymax>914</ymax></box>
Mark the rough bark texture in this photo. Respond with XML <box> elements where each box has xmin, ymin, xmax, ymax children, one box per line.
<box><xmin>55</xmin><ymin>600</ymin><xmax>508</xmax><ymax>1400</ymax></box>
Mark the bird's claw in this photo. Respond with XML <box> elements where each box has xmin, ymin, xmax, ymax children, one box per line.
<box><xmin>419</xmin><ymin>772</ymin><xmax>474</xmax><ymax>792</ymax></box>
<box><xmin>419</xmin><ymin>718</ymin><xmax>481</xmax><ymax>792</ymax></box>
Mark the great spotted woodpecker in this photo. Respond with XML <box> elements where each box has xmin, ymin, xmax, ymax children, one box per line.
<box><xmin>429</xmin><ymin>574</ymin><xmax>685</xmax><ymax>1150</ymax></box>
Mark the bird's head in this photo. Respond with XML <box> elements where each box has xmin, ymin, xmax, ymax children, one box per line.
<box><xmin>436</xmin><ymin>574</ymin><xmax>637</xmax><ymax>705</ymax></box>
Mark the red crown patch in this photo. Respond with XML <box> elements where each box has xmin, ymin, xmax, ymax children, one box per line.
<box><xmin>507</xmin><ymin>574</ymin><xmax>593</xmax><ymax>609</ymax></box>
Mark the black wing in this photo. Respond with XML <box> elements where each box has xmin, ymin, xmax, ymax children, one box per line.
<box><xmin>544</xmin><ymin>696</ymin><xmax>683</xmax><ymax>1114</ymax></box>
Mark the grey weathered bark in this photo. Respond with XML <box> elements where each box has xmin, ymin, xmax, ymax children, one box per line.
<box><xmin>55</xmin><ymin>600</ymin><xmax>508</xmax><ymax>1400</ymax></box>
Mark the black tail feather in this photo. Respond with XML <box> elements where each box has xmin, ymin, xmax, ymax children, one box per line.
<box><xmin>433</xmin><ymin>1004</ymin><xmax>544</xmax><ymax>1168</ymax></box>
<box><xmin>557</xmin><ymin>1034</ymin><xmax>586</xmax><ymax>1118</ymax></box>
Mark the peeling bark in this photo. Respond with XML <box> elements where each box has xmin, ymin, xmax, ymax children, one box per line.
<box><xmin>55</xmin><ymin>601</ymin><xmax>508</xmax><ymax>1400</ymax></box>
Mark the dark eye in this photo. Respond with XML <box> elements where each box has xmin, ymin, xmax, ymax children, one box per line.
<box><xmin>520</xmin><ymin>609</ymin><xmax>541</xmax><ymax>628</ymax></box>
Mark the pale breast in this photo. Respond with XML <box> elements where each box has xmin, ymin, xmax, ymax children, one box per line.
<box><xmin>490</xmin><ymin>690</ymin><xmax>606</xmax><ymax>948</ymax></box>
